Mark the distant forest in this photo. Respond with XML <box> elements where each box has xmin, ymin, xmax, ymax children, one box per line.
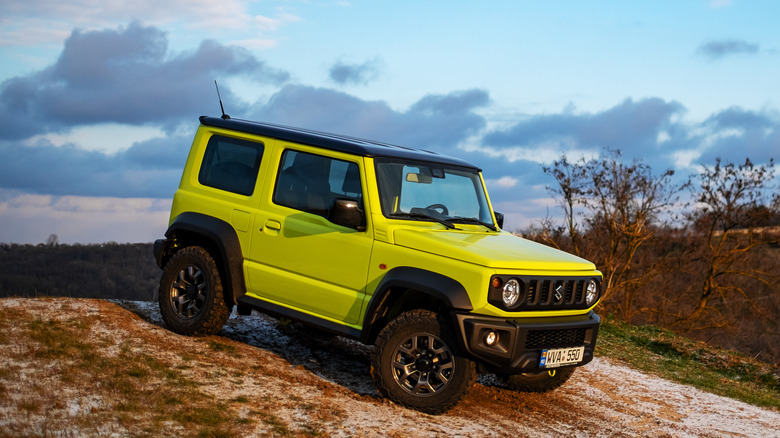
<box><xmin>0</xmin><ymin>242</ymin><xmax>160</xmax><ymax>302</ymax></box>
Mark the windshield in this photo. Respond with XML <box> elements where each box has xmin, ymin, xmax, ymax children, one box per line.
<box><xmin>375</xmin><ymin>159</ymin><xmax>494</xmax><ymax>227</ymax></box>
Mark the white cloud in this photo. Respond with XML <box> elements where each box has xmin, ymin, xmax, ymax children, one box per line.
<box><xmin>0</xmin><ymin>190</ymin><xmax>170</xmax><ymax>244</ymax></box>
<box><xmin>486</xmin><ymin>176</ymin><xmax>518</xmax><ymax>189</ymax></box>
<box><xmin>671</xmin><ymin>150</ymin><xmax>702</xmax><ymax>169</ymax></box>
<box><xmin>26</xmin><ymin>124</ymin><xmax>164</xmax><ymax>153</ymax></box>
<box><xmin>0</xmin><ymin>0</ymin><xmax>299</xmax><ymax>47</ymax></box>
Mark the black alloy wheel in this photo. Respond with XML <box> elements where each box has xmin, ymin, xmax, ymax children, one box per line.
<box><xmin>158</xmin><ymin>246</ymin><xmax>231</xmax><ymax>336</ymax></box>
<box><xmin>371</xmin><ymin>309</ymin><xmax>476</xmax><ymax>414</ymax></box>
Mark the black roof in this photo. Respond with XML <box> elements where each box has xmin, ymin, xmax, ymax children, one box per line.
<box><xmin>200</xmin><ymin>116</ymin><xmax>479</xmax><ymax>170</ymax></box>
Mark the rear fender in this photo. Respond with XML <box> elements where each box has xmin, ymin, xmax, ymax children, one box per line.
<box><xmin>156</xmin><ymin>212</ymin><xmax>246</xmax><ymax>304</ymax></box>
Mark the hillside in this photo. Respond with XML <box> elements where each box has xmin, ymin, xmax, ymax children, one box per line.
<box><xmin>1</xmin><ymin>297</ymin><xmax>778</xmax><ymax>437</ymax></box>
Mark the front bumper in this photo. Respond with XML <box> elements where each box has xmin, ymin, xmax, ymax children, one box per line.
<box><xmin>453</xmin><ymin>311</ymin><xmax>600</xmax><ymax>374</ymax></box>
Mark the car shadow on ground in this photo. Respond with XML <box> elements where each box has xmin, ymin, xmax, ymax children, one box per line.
<box><xmin>116</xmin><ymin>300</ymin><xmax>509</xmax><ymax>398</ymax></box>
<box><xmin>116</xmin><ymin>300</ymin><xmax>379</xmax><ymax>395</ymax></box>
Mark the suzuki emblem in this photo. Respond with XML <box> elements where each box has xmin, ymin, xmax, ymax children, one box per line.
<box><xmin>554</xmin><ymin>285</ymin><xmax>564</xmax><ymax>301</ymax></box>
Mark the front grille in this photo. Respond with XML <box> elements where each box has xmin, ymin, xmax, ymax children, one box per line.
<box><xmin>489</xmin><ymin>275</ymin><xmax>598</xmax><ymax>311</ymax></box>
<box><xmin>525</xmin><ymin>278</ymin><xmax>586</xmax><ymax>307</ymax></box>
<box><xmin>525</xmin><ymin>328</ymin><xmax>587</xmax><ymax>350</ymax></box>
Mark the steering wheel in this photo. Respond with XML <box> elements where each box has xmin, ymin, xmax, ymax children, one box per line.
<box><xmin>425</xmin><ymin>203</ymin><xmax>449</xmax><ymax>215</ymax></box>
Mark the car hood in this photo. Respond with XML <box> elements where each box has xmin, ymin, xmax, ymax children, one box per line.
<box><xmin>393</xmin><ymin>229</ymin><xmax>597</xmax><ymax>271</ymax></box>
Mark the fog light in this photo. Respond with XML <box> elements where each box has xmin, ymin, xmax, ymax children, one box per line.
<box><xmin>484</xmin><ymin>330</ymin><xmax>499</xmax><ymax>346</ymax></box>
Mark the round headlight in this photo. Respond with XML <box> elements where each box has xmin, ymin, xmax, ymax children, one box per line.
<box><xmin>585</xmin><ymin>279</ymin><xmax>599</xmax><ymax>306</ymax></box>
<box><xmin>502</xmin><ymin>279</ymin><xmax>521</xmax><ymax>308</ymax></box>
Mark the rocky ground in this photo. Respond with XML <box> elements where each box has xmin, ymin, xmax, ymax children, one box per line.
<box><xmin>1</xmin><ymin>297</ymin><xmax>778</xmax><ymax>437</ymax></box>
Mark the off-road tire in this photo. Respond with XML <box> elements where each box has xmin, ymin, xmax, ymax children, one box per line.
<box><xmin>158</xmin><ymin>246</ymin><xmax>231</xmax><ymax>336</ymax></box>
<box><xmin>500</xmin><ymin>367</ymin><xmax>575</xmax><ymax>393</ymax></box>
<box><xmin>371</xmin><ymin>309</ymin><xmax>476</xmax><ymax>414</ymax></box>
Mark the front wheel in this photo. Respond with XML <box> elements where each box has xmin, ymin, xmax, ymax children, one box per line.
<box><xmin>500</xmin><ymin>367</ymin><xmax>575</xmax><ymax>393</ymax></box>
<box><xmin>371</xmin><ymin>310</ymin><xmax>476</xmax><ymax>414</ymax></box>
<box><xmin>158</xmin><ymin>246</ymin><xmax>231</xmax><ymax>336</ymax></box>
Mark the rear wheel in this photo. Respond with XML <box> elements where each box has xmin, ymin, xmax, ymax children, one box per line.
<box><xmin>158</xmin><ymin>246</ymin><xmax>231</xmax><ymax>336</ymax></box>
<box><xmin>371</xmin><ymin>309</ymin><xmax>476</xmax><ymax>414</ymax></box>
<box><xmin>500</xmin><ymin>367</ymin><xmax>575</xmax><ymax>392</ymax></box>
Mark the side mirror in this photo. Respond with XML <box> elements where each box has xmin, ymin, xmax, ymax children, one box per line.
<box><xmin>494</xmin><ymin>212</ymin><xmax>504</xmax><ymax>230</ymax></box>
<box><xmin>329</xmin><ymin>199</ymin><xmax>366</xmax><ymax>231</ymax></box>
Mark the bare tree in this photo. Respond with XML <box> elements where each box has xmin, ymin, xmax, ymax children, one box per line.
<box><xmin>544</xmin><ymin>149</ymin><xmax>684</xmax><ymax>319</ymax></box>
<box><xmin>46</xmin><ymin>234</ymin><xmax>59</xmax><ymax>247</ymax></box>
<box><xmin>542</xmin><ymin>155</ymin><xmax>588</xmax><ymax>255</ymax></box>
<box><xmin>680</xmin><ymin>158</ymin><xmax>779</xmax><ymax>328</ymax></box>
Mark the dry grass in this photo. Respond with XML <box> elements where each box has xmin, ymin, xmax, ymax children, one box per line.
<box><xmin>597</xmin><ymin>317</ymin><xmax>780</xmax><ymax>409</ymax></box>
<box><xmin>0</xmin><ymin>298</ymin><xmax>342</xmax><ymax>437</ymax></box>
<box><xmin>2</xmin><ymin>297</ymin><xmax>779</xmax><ymax>437</ymax></box>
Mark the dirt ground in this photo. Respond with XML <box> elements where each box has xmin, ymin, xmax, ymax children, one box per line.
<box><xmin>1</xmin><ymin>297</ymin><xmax>778</xmax><ymax>437</ymax></box>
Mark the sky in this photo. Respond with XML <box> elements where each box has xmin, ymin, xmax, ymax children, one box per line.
<box><xmin>0</xmin><ymin>0</ymin><xmax>778</xmax><ymax>244</ymax></box>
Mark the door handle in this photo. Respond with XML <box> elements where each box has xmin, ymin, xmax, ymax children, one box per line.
<box><xmin>264</xmin><ymin>220</ymin><xmax>282</xmax><ymax>231</ymax></box>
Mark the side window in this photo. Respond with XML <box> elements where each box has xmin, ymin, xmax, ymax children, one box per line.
<box><xmin>274</xmin><ymin>150</ymin><xmax>363</xmax><ymax>218</ymax></box>
<box><xmin>198</xmin><ymin>135</ymin><xmax>264</xmax><ymax>196</ymax></box>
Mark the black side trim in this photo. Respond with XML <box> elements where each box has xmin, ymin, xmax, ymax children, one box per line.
<box><xmin>369</xmin><ymin>266</ymin><xmax>473</xmax><ymax>312</ymax></box>
<box><xmin>360</xmin><ymin>267</ymin><xmax>473</xmax><ymax>343</ymax></box>
<box><xmin>153</xmin><ymin>238</ymin><xmax>167</xmax><ymax>268</ymax></box>
<box><xmin>237</xmin><ymin>295</ymin><xmax>361</xmax><ymax>339</ymax></box>
<box><xmin>164</xmin><ymin>212</ymin><xmax>247</xmax><ymax>304</ymax></box>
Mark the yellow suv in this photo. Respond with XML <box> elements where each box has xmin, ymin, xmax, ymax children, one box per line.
<box><xmin>154</xmin><ymin>116</ymin><xmax>602</xmax><ymax>414</ymax></box>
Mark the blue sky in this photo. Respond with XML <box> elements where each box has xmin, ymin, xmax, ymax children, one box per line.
<box><xmin>0</xmin><ymin>0</ymin><xmax>778</xmax><ymax>243</ymax></box>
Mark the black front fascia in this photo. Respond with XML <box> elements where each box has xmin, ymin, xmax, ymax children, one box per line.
<box><xmin>453</xmin><ymin>311</ymin><xmax>600</xmax><ymax>374</ymax></box>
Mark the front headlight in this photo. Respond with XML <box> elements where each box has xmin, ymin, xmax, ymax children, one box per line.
<box><xmin>502</xmin><ymin>278</ymin><xmax>521</xmax><ymax>307</ymax></box>
<box><xmin>585</xmin><ymin>279</ymin><xmax>599</xmax><ymax>306</ymax></box>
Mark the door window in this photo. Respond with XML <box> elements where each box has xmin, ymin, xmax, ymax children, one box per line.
<box><xmin>274</xmin><ymin>150</ymin><xmax>363</xmax><ymax>217</ymax></box>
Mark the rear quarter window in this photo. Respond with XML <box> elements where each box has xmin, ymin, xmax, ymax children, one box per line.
<box><xmin>198</xmin><ymin>135</ymin><xmax>264</xmax><ymax>196</ymax></box>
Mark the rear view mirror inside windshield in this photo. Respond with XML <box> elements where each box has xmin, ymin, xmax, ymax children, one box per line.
<box><xmin>405</xmin><ymin>172</ymin><xmax>432</xmax><ymax>184</ymax></box>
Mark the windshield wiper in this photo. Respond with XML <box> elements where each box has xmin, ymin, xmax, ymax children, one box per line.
<box><xmin>450</xmin><ymin>217</ymin><xmax>497</xmax><ymax>232</ymax></box>
<box><xmin>389</xmin><ymin>212</ymin><xmax>460</xmax><ymax>230</ymax></box>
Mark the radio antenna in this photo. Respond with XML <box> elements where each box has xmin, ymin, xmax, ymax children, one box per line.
<box><xmin>214</xmin><ymin>80</ymin><xmax>230</xmax><ymax>119</ymax></box>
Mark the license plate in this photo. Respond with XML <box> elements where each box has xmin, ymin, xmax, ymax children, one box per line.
<box><xmin>539</xmin><ymin>346</ymin><xmax>585</xmax><ymax>368</ymax></box>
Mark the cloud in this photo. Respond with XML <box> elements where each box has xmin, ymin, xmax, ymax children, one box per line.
<box><xmin>0</xmin><ymin>22</ymin><xmax>289</xmax><ymax>139</ymax></box>
<box><xmin>481</xmin><ymin>98</ymin><xmax>686</xmax><ymax>167</ymax></box>
<box><xmin>329</xmin><ymin>58</ymin><xmax>383</xmax><ymax>85</ymax></box>
<box><xmin>251</xmin><ymin>85</ymin><xmax>489</xmax><ymax>150</ymax></box>
<box><xmin>0</xmin><ymin>84</ymin><xmax>491</xmax><ymax>200</ymax></box>
<box><xmin>0</xmin><ymin>134</ymin><xmax>191</xmax><ymax>199</ymax></box>
<box><xmin>696</xmin><ymin>106</ymin><xmax>779</xmax><ymax>164</ymax></box>
<box><xmin>0</xmin><ymin>1</ymin><xmax>299</xmax><ymax>47</ymax></box>
<box><xmin>474</xmin><ymin>97</ymin><xmax>778</xmax><ymax>181</ymax></box>
<box><xmin>485</xmin><ymin>176</ymin><xmax>518</xmax><ymax>189</ymax></box>
<box><xmin>697</xmin><ymin>39</ymin><xmax>759</xmax><ymax>60</ymax></box>
<box><xmin>0</xmin><ymin>189</ymin><xmax>170</xmax><ymax>244</ymax></box>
